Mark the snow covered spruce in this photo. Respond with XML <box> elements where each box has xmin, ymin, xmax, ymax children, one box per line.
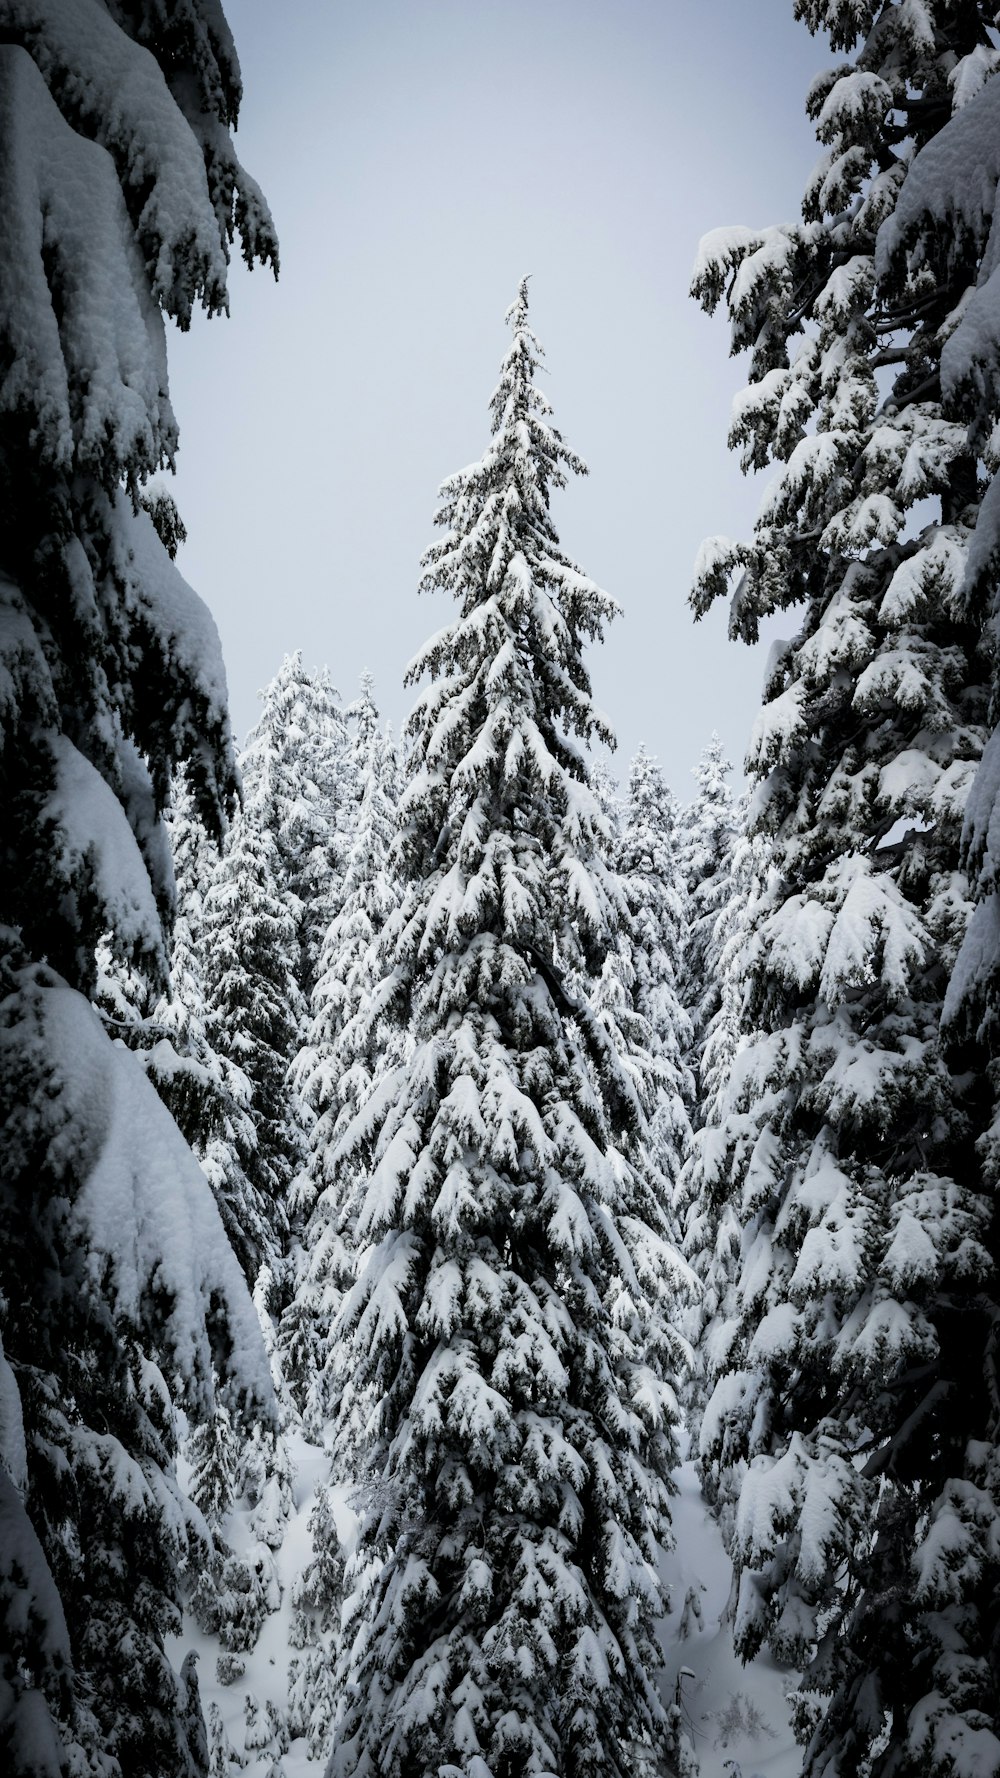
<box><xmin>198</xmin><ymin>796</ymin><xmax>307</xmax><ymax>1268</ymax></box>
<box><xmin>691</xmin><ymin>5</ymin><xmax>1000</xmax><ymax>1775</ymax></box>
<box><xmin>153</xmin><ymin>656</ymin><xmax>358</xmax><ymax>1303</ymax></box>
<box><xmin>323</xmin><ymin>281</ymin><xmax>692</xmax><ymax>1778</ymax></box>
<box><xmin>284</xmin><ymin>674</ymin><xmax>404</xmax><ymax>1435</ymax></box>
<box><xmin>0</xmin><ymin>5</ymin><xmax>278</xmax><ymax>1778</ymax></box>
<box><xmin>676</xmin><ymin>736</ymin><xmax>740</xmax><ymax>1121</ymax></box>
<box><xmin>594</xmin><ymin>749</ymin><xmax>695</xmax><ymax>1233</ymax></box>
<box><xmin>239</xmin><ymin>653</ymin><xmax>353</xmax><ymax>1004</ymax></box>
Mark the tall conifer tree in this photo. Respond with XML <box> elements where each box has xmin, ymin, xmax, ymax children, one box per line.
<box><xmin>591</xmin><ymin>752</ymin><xmax>693</xmax><ymax>1239</ymax></box>
<box><xmin>678</xmin><ymin>735</ymin><xmax>738</xmax><ymax>1118</ymax></box>
<box><xmin>0</xmin><ymin>6</ymin><xmax>277</xmax><ymax>1774</ymax></box>
<box><xmin>199</xmin><ymin>806</ymin><xmax>307</xmax><ymax>1273</ymax></box>
<box><xmin>282</xmin><ymin>676</ymin><xmax>403</xmax><ymax>1428</ymax></box>
<box><xmin>327</xmin><ymin>281</ymin><xmax>686</xmax><ymax>1778</ymax></box>
<box><xmin>618</xmin><ymin>748</ymin><xmax>693</xmax><ymax>1195</ymax></box>
<box><xmin>876</xmin><ymin>30</ymin><xmax>1000</xmax><ymax>1774</ymax></box>
<box><xmin>241</xmin><ymin>653</ymin><xmax>350</xmax><ymax>1000</ymax></box>
<box><xmin>691</xmin><ymin>6</ymin><xmax>998</xmax><ymax>1773</ymax></box>
<box><xmin>144</xmin><ymin>778</ymin><xmax>271</xmax><ymax>1281</ymax></box>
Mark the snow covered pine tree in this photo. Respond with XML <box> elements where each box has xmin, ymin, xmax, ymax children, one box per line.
<box><xmin>198</xmin><ymin>800</ymin><xmax>306</xmax><ymax>1276</ymax></box>
<box><xmin>691</xmin><ymin>5</ymin><xmax>998</xmax><ymax>1775</ymax></box>
<box><xmin>239</xmin><ymin>653</ymin><xmax>351</xmax><ymax>1003</ymax></box>
<box><xmin>673</xmin><ymin>738</ymin><xmax>746</xmax><ymax>1403</ymax></box>
<box><xmin>0</xmin><ymin>6</ymin><xmax>277</xmax><ymax>1777</ymax></box>
<box><xmin>283</xmin><ymin>675</ymin><xmax>403</xmax><ymax>1432</ymax></box>
<box><xmin>187</xmin><ymin>654</ymin><xmax>350</xmax><ymax>1288</ymax></box>
<box><xmin>881</xmin><ymin>27</ymin><xmax>1000</xmax><ymax>1775</ymax></box>
<box><xmin>677</xmin><ymin>734</ymin><xmax>739</xmax><ymax>1119</ymax></box>
<box><xmin>326</xmin><ymin>281</ymin><xmax>689</xmax><ymax>1778</ymax></box>
<box><xmin>590</xmin><ymin>749</ymin><xmax>692</xmax><ymax>1248</ymax></box>
<box><xmin>617</xmin><ymin>748</ymin><xmax>693</xmax><ymax>1205</ymax></box>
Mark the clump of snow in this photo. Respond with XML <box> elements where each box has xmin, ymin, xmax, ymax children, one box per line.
<box><xmin>42</xmin><ymin>979</ymin><xmax>273</xmax><ymax>1416</ymax></box>
<box><xmin>123</xmin><ymin>502</ymin><xmax>232</xmax><ymax>731</ymax></box>
<box><xmin>0</xmin><ymin>43</ymin><xmax>173</xmax><ymax>483</ymax></box>
<box><xmin>45</xmin><ymin>733</ymin><xmax>164</xmax><ymax>965</ymax></box>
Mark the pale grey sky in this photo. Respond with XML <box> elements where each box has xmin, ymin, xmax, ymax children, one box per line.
<box><xmin>168</xmin><ymin>0</ymin><xmax>828</xmax><ymax>798</ymax></box>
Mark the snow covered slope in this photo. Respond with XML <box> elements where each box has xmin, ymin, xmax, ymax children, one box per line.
<box><xmin>170</xmin><ymin>1435</ymin><xmax>802</xmax><ymax>1778</ymax></box>
<box><xmin>658</xmin><ymin>1460</ymin><xmax>802</xmax><ymax>1778</ymax></box>
<box><xmin>169</xmin><ymin>1428</ymin><xmax>353</xmax><ymax>1778</ymax></box>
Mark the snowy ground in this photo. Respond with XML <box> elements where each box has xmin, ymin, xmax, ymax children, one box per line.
<box><xmin>168</xmin><ymin>1428</ymin><xmax>350</xmax><ymax>1777</ymax></box>
<box><xmin>170</xmin><ymin>1436</ymin><xmax>801</xmax><ymax>1778</ymax></box>
<box><xmin>657</xmin><ymin>1459</ymin><xmax>801</xmax><ymax>1778</ymax></box>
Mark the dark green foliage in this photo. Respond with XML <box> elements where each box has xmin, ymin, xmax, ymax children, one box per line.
<box><xmin>691</xmin><ymin>6</ymin><xmax>1000</xmax><ymax>1773</ymax></box>
<box><xmin>0</xmin><ymin>7</ymin><xmax>276</xmax><ymax>1776</ymax></box>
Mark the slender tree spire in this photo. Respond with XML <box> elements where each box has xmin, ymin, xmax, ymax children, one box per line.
<box><xmin>328</xmin><ymin>279</ymin><xmax>687</xmax><ymax>1778</ymax></box>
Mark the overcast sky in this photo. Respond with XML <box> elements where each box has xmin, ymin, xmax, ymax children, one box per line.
<box><xmin>168</xmin><ymin>0</ymin><xmax>829</xmax><ymax>799</ymax></box>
